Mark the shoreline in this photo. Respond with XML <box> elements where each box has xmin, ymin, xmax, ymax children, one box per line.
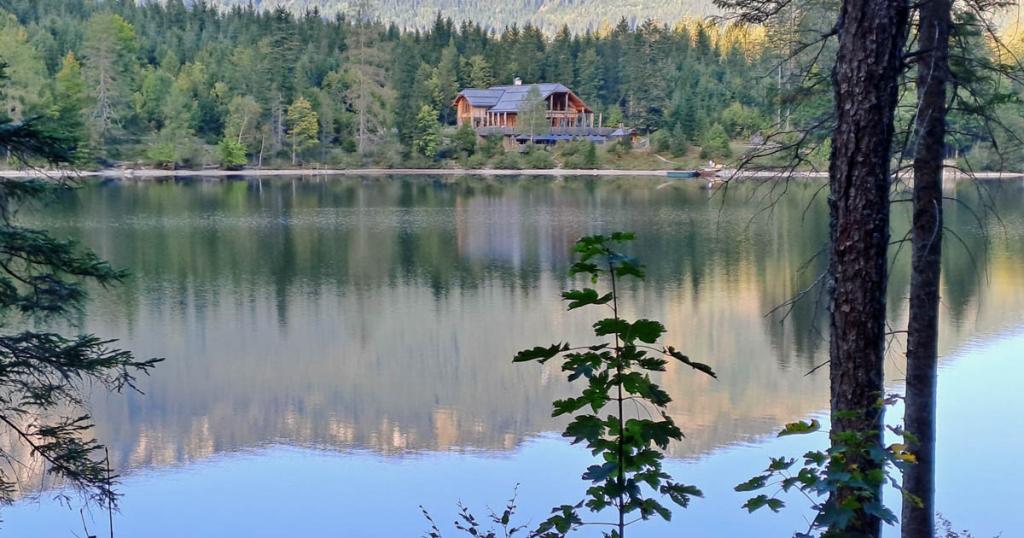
<box><xmin>1</xmin><ymin>167</ymin><xmax>1021</xmax><ymax>180</ymax></box>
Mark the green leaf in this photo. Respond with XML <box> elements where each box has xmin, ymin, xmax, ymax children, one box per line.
<box><xmin>582</xmin><ymin>461</ymin><xmax>617</xmax><ymax>483</ymax></box>
<box><xmin>665</xmin><ymin>346</ymin><xmax>717</xmax><ymax>378</ymax></box>
<box><xmin>803</xmin><ymin>450</ymin><xmax>827</xmax><ymax>466</ymax></box>
<box><xmin>735</xmin><ymin>474</ymin><xmax>769</xmax><ymax>492</ymax></box>
<box><xmin>767</xmin><ymin>457</ymin><xmax>796</xmax><ymax>472</ymax></box>
<box><xmin>593</xmin><ymin>318</ymin><xmax>629</xmax><ymax>337</ymax></box>
<box><xmin>552</xmin><ymin>397</ymin><xmax>587</xmax><ymax>417</ymax></box>
<box><xmin>610</xmin><ymin>231</ymin><xmax>636</xmax><ymax>242</ymax></box>
<box><xmin>661</xmin><ymin>482</ymin><xmax>703</xmax><ymax>508</ymax></box>
<box><xmin>568</xmin><ymin>261</ymin><xmax>601</xmax><ymax>277</ymax></box>
<box><xmin>562</xmin><ymin>288</ymin><xmax>613</xmax><ymax>310</ymax></box>
<box><xmin>564</xmin><ymin>415</ymin><xmax>605</xmax><ymax>445</ymax></box>
<box><xmin>513</xmin><ymin>343</ymin><xmax>568</xmax><ymax>363</ymax></box>
<box><xmin>640</xmin><ymin>498</ymin><xmax>672</xmax><ymax>521</ymax></box>
<box><xmin>637</xmin><ymin>356</ymin><xmax>668</xmax><ymax>371</ymax></box>
<box><xmin>778</xmin><ymin>419</ymin><xmax>821</xmax><ymax>437</ymax></box>
<box><xmin>628</xmin><ymin>319</ymin><xmax>665</xmax><ymax>344</ymax></box>
<box><xmin>613</xmin><ymin>260</ymin><xmax>646</xmax><ymax>280</ymax></box>
<box><xmin>741</xmin><ymin>494</ymin><xmax>783</xmax><ymax>513</ymax></box>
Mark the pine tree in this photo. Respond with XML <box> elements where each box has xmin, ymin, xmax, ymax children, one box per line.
<box><xmin>699</xmin><ymin>123</ymin><xmax>731</xmax><ymax>160</ymax></box>
<box><xmin>547</xmin><ymin>25</ymin><xmax>575</xmax><ymax>83</ymax></box>
<box><xmin>47</xmin><ymin>52</ymin><xmax>90</xmax><ymax>161</ymax></box>
<box><xmin>465</xmin><ymin>55</ymin><xmax>494</xmax><ymax>88</ymax></box>
<box><xmin>0</xmin><ymin>68</ymin><xmax>160</xmax><ymax>509</ymax></box>
<box><xmin>82</xmin><ymin>12</ymin><xmax>138</xmax><ymax>149</ymax></box>
<box><xmin>0</xmin><ymin>12</ymin><xmax>47</xmax><ymax>121</ymax></box>
<box><xmin>147</xmin><ymin>72</ymin><xmax>199</xmax><ymax>167</ymax></box>
<box><xmin>575</xmin><ymin>48</ymin><xmax>605</xmax><ymax>105</ymax></box>
<box><xmin>412</xmin><ymin>104</ymin><xmax>440</xmax><ymax>158</ymax></box>
<box><xmin>434</xmin><ymin>41</ymin><xmax>460</xmax><ymax>124</ymax></box>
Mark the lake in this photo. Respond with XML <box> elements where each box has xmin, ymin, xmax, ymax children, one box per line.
<box><xmin>7</xmin><ymin>175</ymin><xmax>1024</xmax><ymax>537</ymax></box>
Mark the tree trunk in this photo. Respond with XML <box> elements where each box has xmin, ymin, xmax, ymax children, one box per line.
<box><xmin>827</xmin><ymin>0</ymin><xmax>909</xmax><ymax>534</ymax></box>
<box><xmin>902</xmin><ymin>0</ymin><xmax>951</xmax><ymax>535</ymax></box>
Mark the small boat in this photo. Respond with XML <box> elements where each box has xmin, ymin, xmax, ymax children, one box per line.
<box><xmin>666</xmin><ymin>170</ymin><xmax>700</xmax><ymax>179</ymax></box>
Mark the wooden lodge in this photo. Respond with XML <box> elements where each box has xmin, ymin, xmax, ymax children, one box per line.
<box><xmin>455</xmin><ymin>79</ymin><xmax>602</xmax><ymax>131</ymax></box>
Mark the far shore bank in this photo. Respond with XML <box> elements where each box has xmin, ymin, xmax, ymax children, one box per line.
<box><xmin>1</xmin><ymin>167</ymin><xmax>1021</xmax><ymax>180</ymax></box>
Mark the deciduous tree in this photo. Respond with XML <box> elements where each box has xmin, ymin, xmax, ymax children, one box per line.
<box><xmin>286</xmin><ymin>95</ymin><xmax>319</xmax><ymax>165</ymax></box>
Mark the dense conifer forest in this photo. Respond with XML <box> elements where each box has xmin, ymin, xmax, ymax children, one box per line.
<box><xmin>1</xmin><ymin>0</ymin><xmax>1020</xmax><ymax>170</ymax></box>
<box><xmin>169</xmin><ymin>0</ymin><xmax>722</xmax><ymax>34</ymax></box>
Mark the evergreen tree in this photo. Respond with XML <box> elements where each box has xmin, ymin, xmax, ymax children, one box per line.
<box><xmin>82</xmin><ymin>12</ymin><xmax>138</xmax><ymax>149</ymax></box>
<box><xmin>412</xmin><ymin>104</ymin><xmax>440</xmax><ymax>158</ymax></box>
<box><xmin>135</xmin><ymin>68</ymin><xmax>175</xmax><ymax>130</ymax></box>
<box><xmin>147</xmin><ymin>73</ymin><xmax>199</xmax><ymax>167</ymax></box>
<box><xmin>464</xmin><ymin>55</ymin><xmax>494</xmax><ymax>88</ymax></box>
<box><xmin>547</xmin><ymin>26</ymin><xmax>575</xmax><ymax>83</ymax></box>
<box><xmin>699</xmin><ymin>122</ymin><xmax>731</xmax><ymax>160</ymax></box>
<box><xmin>669</xmin><ymin>124</ymin><xmax>688</xmax><ymax>157</ymax></box>
<box><xmin>0</xmin><ymin>11</ymin><xmax>47</xmax><ymax>121</ymax></box>
<box><xmin>47</xmin><ymin>52</ymin><xmax>90</xmax><ymax>161</ymax></box>
<box><xmin>433</xmin><ymin>41</ymin><xmax>460</xmax><ymax>124</ymax></box>
<box><xmin>0</xmin><ymin>68</ymin><xmax>160</xmax><ymax>509</ymax></box>
<box><xmin>575</xmin><ymin>48</ymin><xmax>605</xmax><ymax>105</ymax></box>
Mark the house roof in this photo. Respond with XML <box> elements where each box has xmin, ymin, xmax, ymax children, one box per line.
<box><xmin>458</xmin><ymin>89</ymin><xmax>505</xmax><ymax>107</ymax></box>
<box><xmin>456</xmin><ymin>83</ymin><xmax>586</xmax><ymax>113</ymax></box>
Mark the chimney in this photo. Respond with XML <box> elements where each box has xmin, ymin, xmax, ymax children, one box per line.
<box><xmin>513</xmin><ymin>77</ymin><xmax>522</xmax><ymax>86</ymax></box>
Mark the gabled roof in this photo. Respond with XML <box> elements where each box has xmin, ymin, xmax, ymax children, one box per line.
<box><xmin>456</xmin><ymin>83</ymin><xmax>589</xmax><ymax>113</ymax></box>
<box><xmin>457</xmin><ymin>88</ymin><xmax>505</xmax><ymax>107</ymax></box>
<box><xmin>489</xmin><ymin>83</ymin><xmax>572</xmax><ymax>113</ymax></box>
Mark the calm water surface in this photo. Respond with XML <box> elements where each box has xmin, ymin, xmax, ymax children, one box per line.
<box><xmin>7</xmin><ymin>176</ymin><xmax>1024</xmax><ymax>536</ymax></box>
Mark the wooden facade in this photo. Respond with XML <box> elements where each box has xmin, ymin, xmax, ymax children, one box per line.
<box><xmin>454</xmin><ymin>83</ymin><xmax>600</xmax><ymax>131</ymax></box>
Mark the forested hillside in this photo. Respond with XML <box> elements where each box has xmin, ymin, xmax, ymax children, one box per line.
<box><xmin>0</xmin><ymin>0</ymin><xmax>783</xmax><ymax>169</ymax></box>
<box><xmin>1</xmin><ymin>0</ymin><xmax>1020</xmax><ymax>170</ymax></box>
<box><xmin>168</xmin><ymin>0</ymin><xmax>720</xmax><ymax>34</ymax></box>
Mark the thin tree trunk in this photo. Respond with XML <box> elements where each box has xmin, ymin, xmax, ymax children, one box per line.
<box><xmin>258</xmin><ymin>134</ymin><xmax>265</xmax><ymax>169</ymax></box>
<box><xmin>902</xmin><ymin>0</ymin><xmax>951</xmax><ymax>534</ymax></box>
<box><xmin>827</xmin><ymin>0</ymin><xmax>909</xmax><ymax>533</ymax></box>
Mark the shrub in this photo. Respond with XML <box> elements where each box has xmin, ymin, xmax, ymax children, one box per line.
<box><xmin>217</xmin><ymin>138</ymin><xmax>247</xmax><ymax>170</ymax></box>
<box><xmin>492</xmin><ymin>150</ymin><xmax>523</xmax><ymax>170</ymax></box>
<box><xmin>523</xmin><ymin>146</ymin><xmax>555</xmax><ymax>169</ymax></box>
<box><xmin>451</xmin><ymin>124</ymin><xmax>478</xmax><ymax>157</ymax></box>
<box><xmin>465</xmin><ymin>153</ymin><xmax>488</xmax><ymax>169</ymax></box>
<box><xmin>478</xmin><ymin>134</ymin><xmax>504</xmax><ymax>159</ymax></box>
<box><xmin>650</xmin><ymin>129</ymin><xmax>671</xmax><ymax>153</ymax></box>
<box><xmin>670</xmin><ymin>125</ymin><xmax>689</xmax><ymax>157</ymax></box>
<box><xmin>699</xmin><ymin>123</ymin><xmax>732</xmax><ymax>160</ymax></box>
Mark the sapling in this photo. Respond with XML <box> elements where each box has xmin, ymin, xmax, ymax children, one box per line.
<box><xmin>514</xmin><ymin>232</ymin><xmax>716</xmax><ymax>538</ymax></box>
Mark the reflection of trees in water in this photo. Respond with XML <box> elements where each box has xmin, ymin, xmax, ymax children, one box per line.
<box><xmin>22</xmin><ymin>176</ymin><xmax>1024</xmax><ymax>480</ymax></box>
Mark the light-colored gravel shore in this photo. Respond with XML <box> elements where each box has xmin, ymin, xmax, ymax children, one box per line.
<box><xmin>1</xmin><ymin>167</ymin><xmax>1020</xmax><ymax>180</ymax></box>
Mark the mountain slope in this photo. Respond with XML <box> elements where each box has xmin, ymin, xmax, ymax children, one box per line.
<box><xmin>189</xmin><ymin>0</ymin><xmax>719</xmax><ymax>32</ymax></box>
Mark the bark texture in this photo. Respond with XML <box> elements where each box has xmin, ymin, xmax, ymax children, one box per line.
<box><xmin>902</xmin><ymin>0</ymin><xmax>951</xmax><ymax>535</ymax></box>
<box><xmin>827</xmin><ymin>0</ymin><xmax>909</xmax><ymax>533</ymax></box>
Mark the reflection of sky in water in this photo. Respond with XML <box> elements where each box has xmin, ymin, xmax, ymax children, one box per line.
<box><xmin>8</xmin><ymin>330</ymin><xmax>1021</xmax><ymax>537</ymax></box>
<box><xmin>8</xmin><ymin>177</ymin><xmax>1024</xmax><ymax>535</ymax></box>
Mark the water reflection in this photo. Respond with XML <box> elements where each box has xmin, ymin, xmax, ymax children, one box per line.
<box><xmin>19</xmin><ymin>176</ymin><xmax>1024</xmax><ymax>487</ymax></box>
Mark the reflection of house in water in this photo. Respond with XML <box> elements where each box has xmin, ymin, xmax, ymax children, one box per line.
<box><xmin>454</xmin><ymin>78</ymin><xmax>636</xmax><ymax>148</ymax></box>
<box><xmin>11</xmin><ymin>179</ymin><xmax>1022</xmax><ymax>500</ymax></box>
<box><xmin>453</xmin><ymin>194</ymin><xmax>582</xmax><ymax>272</ymax></box>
